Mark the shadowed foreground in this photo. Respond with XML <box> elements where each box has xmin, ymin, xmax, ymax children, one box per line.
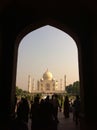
<box><xmin>28</xmin><ymin>111</ymin><xmax>80</xmax><ymax>130</ymax></box>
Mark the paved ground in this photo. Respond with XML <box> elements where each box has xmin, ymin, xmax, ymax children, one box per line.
<box><xmin>28</xmin><ymin>111</ymin><xmax>80</xmax><ymax>130</ymax></box>
<box><xmin>57</xmin><ymin>111</ymin><xmax>80</xmax><ymax>130</ymax></box>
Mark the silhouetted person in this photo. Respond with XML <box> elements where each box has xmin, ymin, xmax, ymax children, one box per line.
<box><xmin>39</xmin><ymin>95</ymin><xmax>58</xmax><ymax>130</ymax></box>
<box><xmin>73</xmin><ymin>95</ymin><xmax>80</xmax><ymax>125</ymax></box>
<box><xmin>52</xmin><ymin>94</ymin><xmax>59</xmax><ymax>123</ymax></box>
<box><xmin>30</xmin><ymin>100</ymin><xmax>33</xmax><ymax>118</ymax></box>
<box><xmin>17</xmin><ymin>98</ymin><xmax>29</xmax><ymax>123</ymax></box>
<box><xmin>11</xmin><ymin>97</ymin><xmax>29</xmax><ymax>130</ymax></box>
<box><xmin>63</xmin><ymin>96</ymin><xmax>70</xmax><ymax>118</ymax></box>
<box><xmin>39</xmin><ymin>98</ymin><xmax>45</xmax><ymax>129</ymax></box>
<box><xmin>30</xmin><ymin>96</ymin><xmax>40</xmax><ymax>130</ymax></box>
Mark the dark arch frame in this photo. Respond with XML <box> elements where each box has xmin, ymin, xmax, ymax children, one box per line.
<box><xmin>1</xmin><ymin>2</ymin><xmax>97</xmax><ymax>129</ymax></box>
<box><xmin>13</xmin><ymin>18</ymin><xmax>83</xmax><ymax>124</ymax></box>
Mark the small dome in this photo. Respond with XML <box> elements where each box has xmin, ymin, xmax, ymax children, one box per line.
<box><xmin>43</xmin><ymin>69</ymin><xmax>53</xmax><ymax>80</ymax></box>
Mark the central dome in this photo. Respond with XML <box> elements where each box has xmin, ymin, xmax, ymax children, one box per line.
<box><xmin>43</xmin><ymin>69</ymin><xmax>53</xmax><ymax>80</ymax></box>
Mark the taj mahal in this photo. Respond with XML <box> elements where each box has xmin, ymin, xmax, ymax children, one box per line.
<box><xmin>28</xmin><ymin>69</ymin><xmax>66</xmax><ymax>95</ymax></box>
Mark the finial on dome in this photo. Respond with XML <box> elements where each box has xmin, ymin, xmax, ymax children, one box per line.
<box><xmin>46</xmin><ymin>68</ymin><xmax>48</xmax><ymax>72</ymax></box>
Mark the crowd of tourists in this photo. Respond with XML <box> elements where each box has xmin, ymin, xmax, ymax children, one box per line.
<box><xmin>10</xmin><ymin>94</ymin><xmax>80</xmax><ymax>130</ymax></box>
<box><xmin>11</xmin><ymin>94</ymin><xmax>60</xmax><ymax>130</ymax></box>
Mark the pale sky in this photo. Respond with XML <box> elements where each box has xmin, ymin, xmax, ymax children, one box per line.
<box><xmin>16</xmin><ymin>25</ymin><xmax>79</xmax><ymax>91</ymax></box>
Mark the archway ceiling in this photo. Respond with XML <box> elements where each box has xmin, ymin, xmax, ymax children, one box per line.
<box><xmin>1</xmin><ymin>0</ymin><xmax>97</xmax><ymax>14</ymax></box>
<box><xmin>1</xmin><ymin>0</ymin><xmax>97</xmax><ymax>41</ymax></box>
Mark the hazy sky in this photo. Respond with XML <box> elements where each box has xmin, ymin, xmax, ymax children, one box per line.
<box><xmin>16</xmin><ymin>25</ymin><xmax>79</xmax><ymax>91</ymax></box>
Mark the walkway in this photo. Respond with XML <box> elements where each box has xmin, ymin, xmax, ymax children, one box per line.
<box><xmin>28</xmin><ymin>111</ymin><xmax>80</xmax><ymax>130</ymax></box>
<box><xmin>57</xmin><ymin>111</ymin><xmax>80</xmax><ymax>130</ymax></box>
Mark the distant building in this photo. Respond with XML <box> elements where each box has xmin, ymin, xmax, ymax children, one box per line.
<box><xmin>37</xmin><ymin>69</ymin><xmax>59</xmax><ymax>93</ymax></box>
<box><xmin>28</xmin><ymin>69</ymin><xmax>66</xmax><ymax>95</ymax></box>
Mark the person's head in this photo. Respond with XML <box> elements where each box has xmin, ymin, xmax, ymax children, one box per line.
<box><xmin>76</xmin><ymin>95</ymin><xmax>79</xmax><ymax>100</ymax></box>
<box><xmin>65</xmin><ymin>96</ymin><xmax>69</xmax><ymax>101</ymax></box>
<box><xmin>34</xmin><ymin>96</ymin><xmax>39</xmax><ymax>103</ymax></box>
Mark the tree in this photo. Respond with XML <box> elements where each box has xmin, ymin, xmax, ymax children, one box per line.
<box><xmin>65</xmin><ymin>81</ymin><xmax>80</xmax><ymax>96</ymax></box>
<box><xmin>65</xmin><ymin>84</ymin><xmax>73</xmax><ymax>94</ymax></box>
<box><xmin>16</xmin><ymin>86</ymin><xmax>24</xmax><ymax>97</ymax></box>
<box><xmin>72</xmin><ymin>81</ymin><xmax>80</xmax><ymax>95</ymax></box>
<box><xmin>16</xmin><ymin>86</ymin><xmax>29</xmax><ymax>98</ymax></box>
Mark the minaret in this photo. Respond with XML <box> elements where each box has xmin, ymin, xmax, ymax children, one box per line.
<box><xmin>32</xmin><ymin>78</ymin><xmax>34</xmax><ymax>91</ymax></box>
<box><xmin>37</xmin><ymin>80</ymin><xmax>39</xmax><ymax>91</ymax></box>
<box><xmin>60</xmin><ymin>79</ymin><xmax>62</xmax><ymax>90</ymax></box>
<box><xmin>64</xmin><ymin>75</ymin><xmax>66</xmax><ymax>91</ymax></box>
<box><xmin>28</xmin><ymin>75</ymin><xmax>32</xmax><ymax>93</ymax></box>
